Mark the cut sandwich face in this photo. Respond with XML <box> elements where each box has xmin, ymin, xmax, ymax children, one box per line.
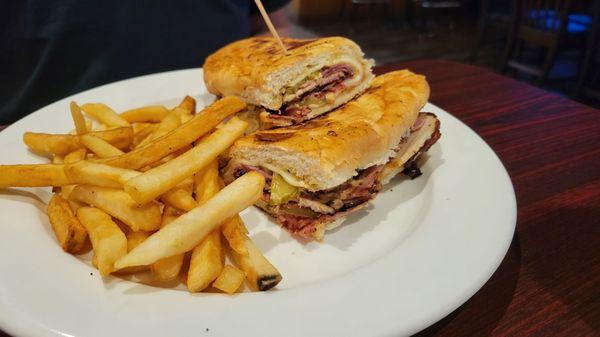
<box><xmin>223</xmin><ymin>70</ymin><xmax>441</xmax><ymax>241</ymax></box>
<box><xmin>203</xmin><ymin>37</ymin><xmax>374</xmax><ymax>129</ymax></box>
<box><xmin>223</xmin><ymin>113</ymin><xmax>441</xmax><ymax>240</ymax></box>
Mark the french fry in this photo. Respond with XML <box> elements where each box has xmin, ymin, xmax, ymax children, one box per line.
<box><xmin>23</xmin><ymin>127</ymin><xmax>132</xmax><ymax>157</ymax></box>
<box><xmin>80</xmin><ymin>103</ymin><xmax>130</xmax><ymax>127</ymax></box>
<box><xmin>177</xmin><ymin>95</ymin><xmax>196</xmax><ymax>114</ymax></box>
<box><xmin>229</xmin><ymin>217</ymin><xmax>282</xmax><ymax>291</ymax></box>
<box><xmin>179</xmin><ymin>112</ymin><xmax>193</xmax><ymax>124</ymax></box>
<box><xmin>221</xmin><ymin>215</ymin><xmax>248</xmax><ymax>256</ymax></box>
<box><xmin>76</xmin><ymin>207</ymin><xmax>127</xmax><ymax>276</ymax></box>
<box><xmin>64</xmin><ymin>161</ymin><xmax>140</xmax><ymax>188</ymax></box>
<box><xmin>131</xmin><ymin>123</ymin><xmax>157</xmax><ymax>147</ymax></box>
<box><xmin>60</xmin><ymin>148</ymin><xmax>88</xmax><ymax>199</ymax></box>
<box><xmin>144</xmin><ymin>144</ymin><xmax>192</xmax><ymax>169</ymax></box>
<box><xmin>212</xmin><ymin>265</ymin><xmax>246</xmax><ymax>294</ymax></box>
<box><xmin>124</xmin><ymin>117</ymin><xmax>247</xmax><ymax>204</ymax></box>
<box><xmin>193</xmin><ymin>160</ymin><xmax>222</xmax><ymax>201</ymax></box>
<box><xmin>187</xmin><ymin>161</ymin><xmax>223</xmax><ymax>292</ymax></box>
<box><xmin>64</xmin><ymin>149</ymin><xmax>87</xmax><ymax>163</ymax></box>
<box><xmin>120</xmin><ymin>105</ymin><xmax>169</xmax><ymax>123</ymax></box>
<box><xmin>47</xmin><ymin>194</ymin><xmax>88</xmax><ymax>254</ymax></box>
<box><xmin>79</xmin><ymin>134</ymin><xmax>125</xmax><ymax>158</ymax></box>
<box><xmin>136</xmin><ymin>110</ymin><xmax>182</xmax><ymax>148</ymax></box>
<box><xmin>135</xmin><ymin>96</ymin><xmax>195</xmax><ymax>148</ymax></box>
<box><xmin>161</xmin><ymin>177</ymin><xmax>195</xmax><ymax>210</ymax></box>
<box><xmin>187</xmin><ymin>230</ymin><xmax>223</xmax><ymax>292</ymax></box>
<box><xmin>96</xmin><ymin>96</ymin><xmax>245</xmax><ymax>169</ymax></box>
<box><xmin>116</xmin><ymin>231</ymin><xmax>151</xmax><ymax>274</ymax></box>
<box><xmin>151</xmin><ymin>207</ymin><xmax>184</xmax><ymax>282</ymax></box>
<box><xmin>127</xmin><ymin>231</ymin><xmax>150</xmax><ymax>250</ymax></box>
<box><xmin>70</xmin><ymin>185</ymin><xmax>161</xmax><ymax>231</ymax></box>
<box><xmin>52</xmin><ymin>155</ymin><xmax>64</xmax><ymax>164</ymax></box>
<box><xmin>114</xmin><ymin>172</ymin><xmax>265</xmax><ymax>268</ymax></box>
<box><xmin>70</xmin><ymin>101</ymin><xmax>88</xmax><ymax>134</ymax></box>
<box><xmin>160</xmin><ymin>186</ymin><xmax>196</xmax><ymax>212</ymax></box>
<box><xmin>0</xmin><ymin>164</ymin><xmax>70</xmax><ymax>188</ymax></box>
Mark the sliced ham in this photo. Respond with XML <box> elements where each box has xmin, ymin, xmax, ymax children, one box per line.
<box><xmin>293</xmin><ymin>64</ymin><xmax>354</xmax><ymax>100</ymax></box>
<box><xmin>273</xmin><ymin>63</ymin><xmax>355</xmax><ymax>121</ymax></box>
<box><xmin>297</xmin><ymin>197</ymin><xmax>335</xmax><ymax>214</ymax></box>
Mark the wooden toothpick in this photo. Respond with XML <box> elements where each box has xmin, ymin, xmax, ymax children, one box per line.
<box><xmin>254</xmin><ymin>0</ymin><xmax>289</xmax><ymax>55</ymax></box>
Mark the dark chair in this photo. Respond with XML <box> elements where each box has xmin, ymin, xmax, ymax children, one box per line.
<box><xmin>575</xmin><ymin>1</ymin><xmax>600</xmax><ymax>100</ymax></box>
<box><xmin>470</xmin><ymin>0</ymin><xmax>513</xmax><ymax>65</ymax></box>
<box><xmin>408</xmin><ymin>0</ymin><xmax>465</xmax><ymax>32</ymax></box>
<box><xmin>500</xmin><ymin>0</ymin><xmax>589</xmax><ymax>86</ymax></box>
<box><xmin>341</xmin><ymin>0</ymin><xmax>392</xmax><ymax>20</ymax></box>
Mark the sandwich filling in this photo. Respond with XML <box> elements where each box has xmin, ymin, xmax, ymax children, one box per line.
<box><xmin>224</xmin><ymin>113</ymin><xmax>441</xmax><ymax>239</ymax></box>
<box><xmin>268</xmin><ymin>61</ymin><xmax>367</xmax><ymax>123</ymax></box>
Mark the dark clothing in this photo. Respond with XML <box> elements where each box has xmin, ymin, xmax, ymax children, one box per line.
<box><xmin>0</xmin><ymin>0</ymin><xmax>288</xmax><ymax>124</ymax></box>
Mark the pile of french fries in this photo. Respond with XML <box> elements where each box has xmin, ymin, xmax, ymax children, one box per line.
<box><xmin>0</xmin><ymin>95</ymin><xmax>282</xmax><ymax>293</ymax></box>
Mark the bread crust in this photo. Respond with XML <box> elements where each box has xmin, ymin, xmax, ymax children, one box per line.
<box><xmin>203</xmin><ymin>37</ymin><xmax>371</xmax><ymax>110</ymax></box>
<box><xmin>229</xmin><ymin>70</ymin><xmax>430</xmax><ymax>191</ymax></box>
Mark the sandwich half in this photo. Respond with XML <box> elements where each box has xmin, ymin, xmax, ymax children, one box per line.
<box><xmin>203</xmin><ymin>37</ymin><xmax>374</xmax><ymax>129</ymax></box>
<box><xmin>223</xmin><ymin>70</ymin><xmax>441</xmax><ymax>241</ymax></box>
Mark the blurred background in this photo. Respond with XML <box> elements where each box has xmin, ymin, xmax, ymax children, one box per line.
<box><xmin>267</xmin><ymin>0</ymin><xmax>600</xmax><ymax>108</ymax></box>
<box><xmin>2</xmin><ymin>0</ymin><xmax>598</xmax><ymax>124</ymax></box>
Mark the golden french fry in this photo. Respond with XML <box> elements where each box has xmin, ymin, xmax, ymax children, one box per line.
<box><xmin>144</xmin><ymin>144</ymin><xmax>192</xmax><ymax>169</ymax></box>
<box><xmin>64</xmin><ymin>149</ymin><xmax>87</xmax><ymax>163</ymax></box>
<box><xmin>193</xmin><ymin>160</ymin><xmax>222</xmax><ymax>201</ymax></box>
<box><xmin>187</xmin><ymin>230</ymin><xmax>223</xmax><ymax>292</ymax></box>
<box><xmin>179</xmin><ymin>112</ymin><xmax>193</xmax><ymax>124</ymax></box>
<box><xmin>160</xmin><ymin>183</ymin><xmax>196</xmax><ymax>212</ymax></box>
<box><xmin>136</xmin><ymin>110</ymin><xmax>182</xmax><ymax>148</ymax></box>
<box><xmin>23</xmin><ymin>127</ymin><xmax>132</xmax><ymax>157</ymax></box>
<box><xmin>124</xmin><ymin>117</ymin><xmax>247</xmax><ymax>204</ymax></box>
<box><xmin>79</xmin><ymin>134</ymin><xmax>125</xmax><ymax>158</ymax></box>
<box><xmin>64</xmin><ymin>161</ymin><xmax>140</xmax><ymax>189</ymax></box>
<box><xmin>70</xmin><ymin>101</ymin><xmax>88</xmax><ymax>134</ymax></box>
<box><xmin>131</xmin><ymin>123</ymin><xmax>157</xmax><ymax>147</ymax></box>
<box><xmin>114</xmin><ymin>172</ymin><xmax>264</xmax><ymax>268</ymax></box>
<box><xmin>116</xmin><ymin>231</ymin><xmax>151</xmax><ymax>274</ymax></box>
<box><xmin>212</xmin><ymin>265</ymin><xmax>246</xmax><ymax>294</ymax></box>
<box><xmin>127</xmin><ymin>230</ymin><xmax>150</xmax><ymax>250</ymax></box>
<box><xmin>152</xmin><ymin>253</ymin><xmax>185</xmax><ymax>282</ymax></box>
<box><xmin>177</xmin><ymin>95</ymin><xmax>196</xmax><ymax>114</ymax></box>
<box><xmin>96</xmin><ymin>96</ymin><xmax>245</xmax><ymax>169</ymax></box>
<box><xmin>0</xmin><ymin>164</ymin><xmax>70</xmax><ymax>188</ymax></box>
<box><xmin>120</xmin><ymin>105</ymin><xmax>170</xmax><ymax>123</ymax></box>
<box><xmin>68</xmin><ymin>200</ymin><xmax>86</xmax><ymax>213</ymax></box>
<box><xmin>187</xmin><ymin>161</ymin><xmax>223</xmax><ymax>292</ymax></box>
<box><xmin>70</xmin><ymin>185</ymin><xmax>162</xmax><ymax>231</ymax></box>
<box><xmin>229</xmin><ymin>218</ymin><xmax>282</xmax><ymax>291</ymax></box>
<box><xmin>76</xmin><ymin>207</ymin><xmax>127</xmax><ymax>276</ymax></box>
<box><xmin>151</xmin><ymin>207</ymin><xmax>184</xmax><ymax>282</ymax></box>
<box><xmin>80</xmin><ymin>103</ymin><xmax>130</xmax><ymax>127</ymax></box>
<box><xmin>52</xmin><ymin>155</ymin><xmax>64</xmax><ymax>164</ymax></box>
<box><xmin>47</xmin><ymin>194</ymin><xmax>88</xmax><ymax>254</ymax></box>
<box><xmin>60</xmin><ymin>148</ymin><xmax>88</xmax><ymax>199</ymax></box>
<box><xmin>222</xmin><ymin>215</ymin><xmax>248</xmax><ymax>256</ymax></box>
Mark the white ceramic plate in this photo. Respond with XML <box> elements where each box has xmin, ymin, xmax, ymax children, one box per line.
<box><xmin>0</xmin><ymin>69</ymin><xmax>516</xmax><ymax>337</ymax></box>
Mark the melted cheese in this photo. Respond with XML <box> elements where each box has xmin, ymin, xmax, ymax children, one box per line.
<box><xmin>260</xmin><ymin>163</ymin><xmax>313</xmax><ymax>189</ymax></box>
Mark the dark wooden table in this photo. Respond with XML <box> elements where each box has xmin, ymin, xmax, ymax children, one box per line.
<box><xmin>1</xmin><ymin>60</ymin><xmax>598</xmax><ymax>337</ymax></box>
<box><xmin>374</xmin><ymin>60</ymin><xmax>600</xmax><ymax>336</ymax></box>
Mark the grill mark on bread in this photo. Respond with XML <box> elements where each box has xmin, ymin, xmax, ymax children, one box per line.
<box><xmin>285</xmin><ymin>39</ymin><xmax>317</xmax><ymax>50</ymax></box>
